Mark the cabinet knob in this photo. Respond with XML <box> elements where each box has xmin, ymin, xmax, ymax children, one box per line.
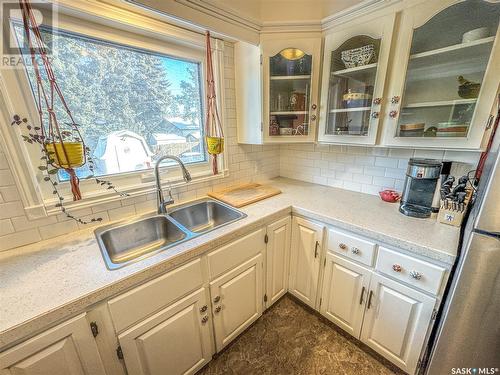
<box><xmin>389</xmin><ymin>110</ymin><xmax>398</xmax><ymax>119</ymax></box>
<box><xmin>371</xmin><ymin>112</ymin><xmax>379</xmax><ymax>119</ymax></box>
<box><xmin>200</xmin><ymin>305</ymin><xmax>208</xmax><ymax>313</ymax></box>
<box><xmin>201</xmin><ymin>315</ymin><xmax>209</xmax><ymax>324</ymax></box>
<box><xmin>373</xmin><ymin>97</ymin><xmax>382</xmax><ymax>105</ymax></box>
<box><xmin>339</xmin><ymin>243</ymin><xmax>347</xmax><ymax>250</ymax></box>
<box><xmin>214</xmin><ymin>306</ymin><xmax>222</xmax><ymax>313</ymax></box>
<box><xmin>311</xmin><ymin>115</ymin><xmax>317</xmax><ymax>121</ymax></box>
<box><xmin>351</xmin><ymin>247</ymin><xmax>360</xmax><ymax>255</ymax></box>
<box><xmin>391</xmin><ymin>96</ymin><xmax>400</xmax><ymax>104</ymax></box>
<box><xmin>410</xmin><ymin>270</ymin><xmax>422</xmax><ymax>280</ymax></box>
<box><xmin>392</xmin><ymin>264</ymin><xmax>402</xmax><ymax>272</ymax></box>
<box><xmin>213</xmin><ymin>296</ymin><xmax>220</xmax><ymax>303</ymax></box>
<box><xmin>311</xmin><ymin>104</ymin><xmax>317</xmax><ymax>110</ymax></box>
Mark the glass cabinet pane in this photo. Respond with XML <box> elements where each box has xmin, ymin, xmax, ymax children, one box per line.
<box><xmin>325</xmin><ymin>36</ymin><xmax>380</xmax><ymax>136</ymax></box>
<box><xmin>269</xmin><ymin>49</ymin><xmax>312</xmax><ymax>137</ymax></box>
<box><xmin>397</xmin><ymin>0</ymin><xmax>500</xmax><ymax>138</ymax></box>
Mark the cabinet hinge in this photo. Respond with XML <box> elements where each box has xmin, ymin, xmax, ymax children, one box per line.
<box><xmin>116</xmin><ymin>345</ymin><xmax>124</xmax><ymax>360</ymax></box>
<box><xmin>323</xmin><ymin>258</ymin><xmax>326</xmax><ymax>267</ymax></box>
<box><xmin>90</xmin><ymin>321</ymin><xmax>99</xmax><ymax>338</ymax></box>
<box><xmin>260</xmin><ymin>54</ymin><xmax>263</xmax><ymax>65</ymax></box>
<box><xmin>431</xmin><ymin>309</ymin><xmax>438</xmax><ymax>320</ymax></box>
<box><xmin>319</xmin><ymin>298</ymin><xmax>322</xmax><ymax>308</ymax></box>
<box><xmin>264</xmin><ymin>234</ymin><xmax>269</xmax><ymax>244</ymax></box>
<box><xmin>264</xmin><ymin>294</ymin><xmax>268</xmax><ymax>303</ymax></box>
<box><xmin>416</xmin><ymin>359</ymin><xmax>422</xmax><ymax>370</ymax></box>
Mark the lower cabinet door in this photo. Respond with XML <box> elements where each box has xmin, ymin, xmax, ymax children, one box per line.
<box><xmin>320</xmin><ymin>254</ymin><xmax>371</xmax><ymax>338</ymax></box>
<box><xmin>288</xmin><ymin>217</ymin><xmax>324</xmax><ymax>307</ymax></box>
<box><xmin>118</xmin><ymin>288</ymin><xmax>213</xmax><ymax>375</ymax></box>
<box><xmin>0</xmin><ymin>314</ymin><xmax>106</xmax><ymax>375</ymax></box>
<box><xmin>266</xmin><ymin>216</ymin><xmax>291</xmax><ymax>308</ymax></box>
<box><xmin>360</xmin><ymin>274</ymin><xmax>436</xmax><ymax>375</ymax></box>
<box><xmin>210</xmin><ymin>254</ymin><xmax>263</xmax><ymax>351</ymax></box>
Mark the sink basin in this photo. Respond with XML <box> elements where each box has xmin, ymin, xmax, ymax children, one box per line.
<box><xmin>168</xmin><ymin>199</ymin><xmax>246</xmax><ymax>234</ymax></box>
<box><xmin>95</xmin><ymin>198</ymin><xmax>246</xmax><ymax>270</ymax></box>
<box><xmin>95</xmin><ymin>215</ymin><xmax>191</xmax><ymax>270</ymax></box>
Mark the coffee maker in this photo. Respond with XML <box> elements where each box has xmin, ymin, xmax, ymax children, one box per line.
<box><xmin>400</xmin><ymin>158</ymin><xmax>442</xmax><ymax>218</ymax></box>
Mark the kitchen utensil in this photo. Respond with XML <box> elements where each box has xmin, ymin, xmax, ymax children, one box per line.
<box><xmin>379</xmin><ymin>189</ymin><xmax>401</xmax><ymax>203</ymax></box>
<box><xmin>208</xmin><ymin>183</ymin><xmax>281</xmax><ymax>208</ymax></box>
<box><xmin>458</xmin><ymin>76</ymin><xmax>480</xmax><ymax>99</ymax></box>
<box><xmin>462</xmin><ymin>27</ymin><xmax>489</xmax><ymax>43</ymax></box>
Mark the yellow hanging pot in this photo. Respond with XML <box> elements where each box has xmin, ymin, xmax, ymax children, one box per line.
<box><xmin>45</xmin><ymin>142</ymin><xmax>85</xmax><ymax>169</ymax></box>
<box><xmin>206</xmin><ymin>136</ymin><xmax>224</xmax><ymax>155</ymax></box>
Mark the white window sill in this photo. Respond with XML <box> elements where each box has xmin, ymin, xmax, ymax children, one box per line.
<box><xmin>24</xmin><ymin>168</ymin><xmax>229</xmax><ymax>219</ymax></box>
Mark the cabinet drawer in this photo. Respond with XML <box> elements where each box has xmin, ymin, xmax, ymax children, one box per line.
<box><xmin>376</xmin><ymin>247</ymin><xmax>446</xmax><ymax>295</ymax></box>
<box><xmin>208</xmin><ymin>228</ymin><xmax>265</xmax><ymax>279</ymax></box>
<box><xmin>328</xmin><ymin>229</ymin><xmax>376</xmax><ymax>267</ymax></box>
<box><xmin>108</xmin><ymin>258</ymin><xmax>204</xmax><ymax>332</ymax></box>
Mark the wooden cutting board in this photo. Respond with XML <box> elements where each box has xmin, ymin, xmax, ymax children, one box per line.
<box><xmin>208</xmin><ymin>183</ymin><xmax>281</xmax><ymax>208</ymax></box>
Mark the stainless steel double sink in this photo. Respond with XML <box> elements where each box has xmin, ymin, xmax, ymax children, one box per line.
<box><xmin>95</xmin><ymin>198</ymin><xmax>246</xmax><ymax>270</ymax></box>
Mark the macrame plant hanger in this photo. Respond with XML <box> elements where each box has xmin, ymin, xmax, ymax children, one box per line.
<box><xmin>20</xmin><ymin>0</ymin><xmax>86</xmax><ymax>200</ymax></box>
<box><xmin>204</xmin><ymin>31</ymin><xmax>224</xmax><ymax>175</ymax></box>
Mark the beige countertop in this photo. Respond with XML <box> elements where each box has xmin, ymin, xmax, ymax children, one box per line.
<box><xmin>0</xmin><ymin>177</ymin><xmax>460</xmax><ymax>349</ymax></box>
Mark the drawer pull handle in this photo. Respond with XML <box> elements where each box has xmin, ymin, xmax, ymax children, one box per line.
<box><xmin>367</xmin><ymin>290</ymin><xmax>374</xmax><ymax>309</ymax></box>
<box><xmin>410</xmin><ymin>270</ymin><xmax>422</xmax><ymax>280</ymax></box>
<box><xmin>201</xmin><ymin>316</ymin><xmax>209</xmax><ymax>324</ymax></box>
<box><xmin>359</xmin><ymin>286</ymin><xmax>366</xmax><ymax>305</ymax></box>
<box><xmin>392</xmin><ymin>264</ymin><xmax>402</xmax><ymax>272</ymax></box>
<box><xmin>213</xmin><ymin>296</ymin><xmax>221</xmax><ymax>303</ymax></box>
<box><xmin>200</xmin><ymin>305</ymin><xmax>208</xmax><ymax>313</ymax></box>
<box><xmin>351</xmin><ymin>247</ymin><xmax>360</xmax><ymax>255</ymax></box>
<box><xmin>339</xmin><ymin>243</ymin><xmax>347</xmax><ymax>250</ymax></box>
<box><xmin>314</xmin><ymin>241</ymin><xmax>320</xmax><ymax>258</ymax></box>
<box><xmin>214</xmin><ymin>306</ymin><xmax>221</xmax><ymax>313</ymax></box>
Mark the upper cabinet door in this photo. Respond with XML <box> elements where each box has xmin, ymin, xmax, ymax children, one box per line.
<box><xmin>318</xmin><ymin>14</ymin><xmax>396</xmax><ymax>145</ymax></box>
<box><xmin>382</xmin><ymin>0</ymin><xmax>500</xmax><ymax>149</ymax></box>
<box><xmin>261</xmin><ymin>35</ymin><xmax>322</xmax><ymax>143</ymax></box>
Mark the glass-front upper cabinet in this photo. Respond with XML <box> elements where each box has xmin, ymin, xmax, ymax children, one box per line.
<box><xmin>261</xmin><ymin>35</ymin><xmax>321</xmax><ymax>143</ymax></box>
<box><xmin>318</xmin><ymin>15</ymin><xmax>396</xmax><ymax>145</ymax></box>
<box><xmin>383</xmin><ymin>0</ymin><xmax>500</xmax><ymax>149</ymax></box>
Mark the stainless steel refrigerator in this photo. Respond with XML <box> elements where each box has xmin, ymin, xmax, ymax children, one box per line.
<box><xmin>426</xmin><ymin>136</ymin><xmax>500</xmax><ymax>374</ymax></box>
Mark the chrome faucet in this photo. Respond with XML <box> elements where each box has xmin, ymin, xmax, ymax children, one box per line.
<box><xmin>154</xmin><ymin>155</ymin><xmax>192</xmax><ymax>214</ymax></box>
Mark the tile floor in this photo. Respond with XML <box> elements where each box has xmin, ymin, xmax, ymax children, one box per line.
<box><xmin>198</xmin><ymin>295</ymin><xmax>404</xmax><ymax>375</ymax></box>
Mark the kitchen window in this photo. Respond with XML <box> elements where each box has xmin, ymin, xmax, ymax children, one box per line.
<box><xmin>14</xmin><ymin>25</ymin><xmax>206</xmax><ymax>180</ymax></box>
<box><xmin>2</xmin><ymin>11</ymin><xmax>225</xmax><ymax>215</ymax></box>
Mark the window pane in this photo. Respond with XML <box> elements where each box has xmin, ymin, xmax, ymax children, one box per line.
<box><xmin>15</xmin><ymin>25</ymin><xmax>206</xmax><ymax>180</ymax></box>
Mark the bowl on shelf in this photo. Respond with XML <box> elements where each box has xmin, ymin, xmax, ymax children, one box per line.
<box><xmin>462</xmin><ymin>27</ymin><xmax>489</xmax><ymax>43</ymax></box>
<box><xmin>458</xmin><ymin>76</ymin><xmax>481</xmax><ymax>99</ymax></box>
<box><xmin>342</xmin><ymin>90</ymin><xmax>372</xmax><ymax>108</ymax></box>
<box><xmin>279</xmin><ymin>127</ymin><xmax>294</xmax><ymax>136</ymax></box>
<box><xmin>341</xmin><ymin>44</ymin><xmax>376</xmax><ymax>68</ymax></box>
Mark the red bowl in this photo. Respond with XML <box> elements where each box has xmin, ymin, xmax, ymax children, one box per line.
<box><xmin>379</xmin><ymin>189</ymin><xmax>401</xmax><ymax>203</ymax></box>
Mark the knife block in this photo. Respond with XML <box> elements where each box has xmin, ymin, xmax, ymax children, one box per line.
<box><xmin>438</xmin><ymin>189</ymin><xmax>472</xmax><ymax>227</ymax></box>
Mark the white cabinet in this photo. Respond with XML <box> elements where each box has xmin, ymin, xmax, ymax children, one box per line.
<box><xmin>318</xmin><ymin>14</ymin><xmax>396</xmax><ymax>145</ymax></box>
<box><xmin>382</xmin><ymin>0</ymin><xmax>500</xmax><ymax>149</ymax></box>
<box><xmin>210</xmin><ymin>254</ymin><xmax>263</xmax><ymax>351</ymax></box>
<box><xmin>288</xmin><ymin>216</ymin><xmax>324</xmax><ymax>307</ymax></box>
<box><xmin>235</xmin><ymin>33</ymin><xmax>322</xmax><ymax>144</ymax></box>
<box><xmin>265</xmin><ymin>216</ymin><xmax>291</xmax><ymax>308</ymax></box>
<box><xmin>360</xmin><ymin>273</ymin><xmax>436</xmax><ymax>374</ymax></box>
<box><xmin>0</xmin><ymin>314</ymin><xmax>106</xmax><ymax>375</ymax></box>
<box><xmin>118</xmin><ymin>288</ymin><xmax>212</xmax><ymax>375</ymax></box>
<box><xmin>320</xmin><ymin>254</ymin><xmax>371</xmax><ymax>338</ymax></box>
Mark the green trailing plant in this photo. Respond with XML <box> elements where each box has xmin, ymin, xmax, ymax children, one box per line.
<box><xmin>11</xmin><ymin>114</ymin><xmax>129</xmax><ymax>225</ymax></box>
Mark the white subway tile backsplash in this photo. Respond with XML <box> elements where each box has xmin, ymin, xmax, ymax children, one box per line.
<box><xmin>364</xmin><ymin>166</ymin><xmax>386</xmax><ymax>177</ymax></box>
<box><xmin>0</xmin><ymin>219</ymin><xmax>14</xmax><ymax>236</ymax></box>
<box><xmin>0</xmin><ymin>229</ymin><xmax>41</xmax><ymax>252</ymax></box>
<box><xmin>375</xmin><ymin>157</ymin><xmax>399</xmax><ymax>168</ymax></box>
<box><xmin>413</xmin><ymin>149</ymin><xmax>445</xmax><ymax>159</ymax></box>
<box><xmin>373</xmin><ymin>176</ymin><xmax>396</xmax><ymax>188</ymax></box>
<box><xmin>385</xmin><ymin>168</ymin><xmax>406</xmax><ymax>179</ymax></box>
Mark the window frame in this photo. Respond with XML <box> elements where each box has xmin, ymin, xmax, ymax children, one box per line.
<box><xmin>0</xmin><ymin>6</ymin><xmax>227</xmax><ymax>218</ymax></box>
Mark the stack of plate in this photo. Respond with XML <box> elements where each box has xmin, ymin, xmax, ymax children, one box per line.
<box><xmin>436</xmin><ymin>122</ymin><xmax>469</xmax><ymax>137</ymax></box>
<box><xmin>399</xmin><ymin>123</ymin><xmax>425</xmax><ymax>137</ymax></box>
